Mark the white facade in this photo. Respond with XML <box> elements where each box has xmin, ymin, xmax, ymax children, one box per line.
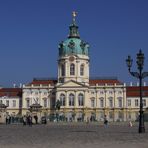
<box><xmin>58</xmin><ymin>55</ymin><xmax>89</xmax><ymax>85</ymax></box>
<box><xmin>20</xmin><ymin>13</ymin><xmax>148</xmax><ymax>122</ymax></box>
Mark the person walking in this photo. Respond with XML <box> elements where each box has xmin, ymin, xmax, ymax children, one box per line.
<box><xmin>104</xmin><ymin>115</ymin><xmax>108</xmax><ymax>127</ymax></box>
<box><xmin>129</xmin><ymin>121</ymin><xmax>133</xmax><ymax>127</ymax></box>
<box><xmin>23</xmin><ymin>115</ymin><xmax>27</xmax><ymax>126</ymax></box>
<box><xmin>28</xmin><ymin>115</ymin><xmax>32</xmax><ymax>127</ymax></box>
<box><xmin>6</xmin><ymin>115</ymin><xmax>9</xmax><ymax>125</ymax></box>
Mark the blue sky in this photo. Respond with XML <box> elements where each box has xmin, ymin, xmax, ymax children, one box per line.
<box><xmin>0</xmin><ymin>0</ymin><xmax>148</xmax><ymax>87</ymax></box>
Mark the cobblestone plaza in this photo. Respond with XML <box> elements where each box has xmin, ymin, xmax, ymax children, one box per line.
<box><xmin>0</xmin><ymin>123</ymin><xmax>148</xmax><ymax>148</ymax></box>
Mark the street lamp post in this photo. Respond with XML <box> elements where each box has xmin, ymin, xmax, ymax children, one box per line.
<box><xmin>126</xmin><ymin>49</ymin><xmax>148</xmax><ymax>133</ymax></box>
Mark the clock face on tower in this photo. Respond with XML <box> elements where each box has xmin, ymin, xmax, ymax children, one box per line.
<box><xmin>69</xmin><ymin>56</ymin><xmax>75</xmax><ymax>62</ymax></box>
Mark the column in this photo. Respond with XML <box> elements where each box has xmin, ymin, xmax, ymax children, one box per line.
<box><xmin>74</xmin><ymin>91</ymin><xmax>77</xmax><ymax>108</ymax></box>
<box><xmin>66</xmin><ymin>91</ymin><xmax>69</xmax><ymax>108</ymax></box>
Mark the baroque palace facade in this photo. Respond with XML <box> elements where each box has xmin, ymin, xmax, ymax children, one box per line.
<box><xmin>1</xmin><ymin>13</ymin><xmax>148</xmax><ymax>122</ymax></box>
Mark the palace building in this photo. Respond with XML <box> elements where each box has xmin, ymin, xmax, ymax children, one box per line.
<box><xmin>0</xmin><ymin>13</ymin><xmax>148</xmax><ymax>123</ymax></box>
<box><xmin>21</xmin><ymin>13</ymin><xmax>148</xmax><ymax>122</ymax></box>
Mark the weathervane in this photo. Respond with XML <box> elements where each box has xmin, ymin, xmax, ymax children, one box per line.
<box><xmin>72</xmin><ymin>11</ymin><xmax>77</xmax><ymax>23</ymax></box>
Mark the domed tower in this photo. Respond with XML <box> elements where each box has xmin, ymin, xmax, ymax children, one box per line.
<box><xmin>58</xmin><ymin>12</ymin><xmax>90</xmax><ymax>85</ymax></box>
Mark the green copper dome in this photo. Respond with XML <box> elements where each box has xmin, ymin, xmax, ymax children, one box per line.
<box><xmin>58</xmin><ymin>13</ymin><xmax>89</xmax><ymax>57</ymax></box>
<box><xmin>58</xmin><ymin>38</ymin><xmax>89</xmax><ymax>57</ymax></box>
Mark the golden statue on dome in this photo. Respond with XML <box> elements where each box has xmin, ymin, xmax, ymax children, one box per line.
<box><xmin>72</xmin><ymin>11</ymin><xmax>77</xmax><ymax>22</ymax></box>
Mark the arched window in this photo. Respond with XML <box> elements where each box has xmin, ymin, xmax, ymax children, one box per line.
<box><xmin>61</xmin><ymin>64</ymin><xmax>65</xmax><ymax>76</ymax></box>
<box><xmin>108</xmin><ymin>97</ymin><xmax>113</xmax><ymax>108</ymax></box>
<box><xmin>80</xmin><ymin>64</ymin><xmax>84</xmax><ymax>76</ymax></box>
<box><xmin>70</xmin><ymin>64</ymin><xmax>75</xmax><ymax>75</ymax></box>
<box><xmin>69</xmin><ymin>94</ymin><xmax>74</xmax><ymax>106</ymax></box>
<box><xmin>60</xmin><ymin>94</ymin><xmax>65</xmax><ymax>106</ymax></box>
<box><xmin>91</xmin><ymin>98</ymin><xmax>95</xmax><ymax>108</ymax></box>
<box><xmin>78</xmin><ymin>93</ymin><xmax>84</xmax><ymax>106</ymax></box>
<box><xmin>99</xmin><ymin>97</ymin><xmax>104</xmax><ymax>108</ymax></box>
<box><xmin>118</xmin><ymin>97</ymin><xmax>122</xmax><ymax>108</ymax></box>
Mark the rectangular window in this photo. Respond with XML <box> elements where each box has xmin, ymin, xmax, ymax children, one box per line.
<box><xmin>127</xmin><ymin>99</ymin><xmax>131</xmax><ymax>107</ymax></box>
<box><xmin>100</xmin><ymin>99</ymin><xmax>104</xmax><ymax>108</ymax></box>
<box><xmin>0</xmin><ymin>100</ymin><xmax>2</xmax><ymax>104</ymax></box>
<box><xmin>6</xmin><ymin>100</ymin><xmax>9</xmax><ymax>107</ymax></box>
<box><xmin>12</xmin><ymin>100</ymin><xmax>16</xmax><ymax>107</ymax></box>
<box><xmin>118</xmin><ymin>99</ymin><xmax>122</xmax><ymax>107</ymax></box>
<box><xmin>61</xmin><ymin>100</ymin><xmax>65</xmax><ymax>106</ymax></box>
<box><xmin>135</xmin><ymin>99</ymin><xmax>139</xmax><ymax>107</ymax></box>
<box><xmin>61</xmin><ymin>64</ymin><xmax>65</xmax><ymax>76</ymax></box>
<box><xmin>26</xmin><ymin>100</ymin><xmax>30</xmax><ymax>108</ymax></box>
<box><xmin>70</xmin><ymin>64</ymin><xmax>75</xmax><ymax>75</ymax></box>
<box><xmin>69</xmin><ymin>100</ymin><xmax>74</xmax><ymax>106</ymax></box>
<box><xmin>143</xmin><ymin>99</ymin><xmax>146</xmax><ymax>107</ymax></box>
<box><xmin>91</xmin><ymin>100</ymin><xmax>95</xmax><ymax>108</ymax></box>
<box><xmin>80</xmin><ymin>65</ymin><xmax>84</xmax><ymax>76</ymax></box>
<box><xmin>44</xmin><ymin>99</ymin><xmax>47</xmax><ymax>107</ymax></box>
<box><xmin>78</xmin><ymin>95</ymin><xmax>84</xmax><ymax>106</ymax></box>
<box><xmin>109</xmin><ymin>99</ymin><xmax>113</xmax><ymax>108</ymax></box>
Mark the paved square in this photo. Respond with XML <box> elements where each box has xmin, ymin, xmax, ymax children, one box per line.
<box><xmin>0</xmin><ymin>122</ymin><xmax>148</xmax><ymax>148</ymax></box>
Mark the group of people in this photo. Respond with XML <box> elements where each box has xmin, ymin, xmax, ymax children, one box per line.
<box><xmin>6</xmin><ymin>114</ymin><xmax>133</xmax><ymax>127</ymax></box>
<box><xmin>22</xmin><ymin>115</ymin><xmax>38</xmax><ymax>126</ymax></box>
<box><xmin>103</xmin><ymin>115</ymin><xmax>133</xmax><ymax>128</ymax></box>
<box><xmin>5</xmin><ymin>114</ymin><xmax>39</xmax><ymax>126</ymax></box>
<box><xmin>6</xmin><ymin>114</ymin><xmax>19</xmax><ymax>124</ymax></box>
<box><xmin>22</xmin><ymin>115</ymin><xmax>32</xmax><ymax>126</ymax></box>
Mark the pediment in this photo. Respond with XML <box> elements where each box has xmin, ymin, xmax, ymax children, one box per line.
<box><xmin>56</xmin><ymin>80</ymin><xmax>88</xmax><ymax>88</ymax></box>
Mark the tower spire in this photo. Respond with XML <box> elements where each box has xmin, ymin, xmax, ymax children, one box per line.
<box><xmin>68</xmin><ymin>11</ymin><xmax>80</xmax><ymax>38</ymax></box>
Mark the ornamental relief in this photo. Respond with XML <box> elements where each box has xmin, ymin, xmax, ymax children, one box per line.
<box><xmin>68</xmin><ymin>40</ymin><xmax>75</xmax><ymax>49</ymax></box>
